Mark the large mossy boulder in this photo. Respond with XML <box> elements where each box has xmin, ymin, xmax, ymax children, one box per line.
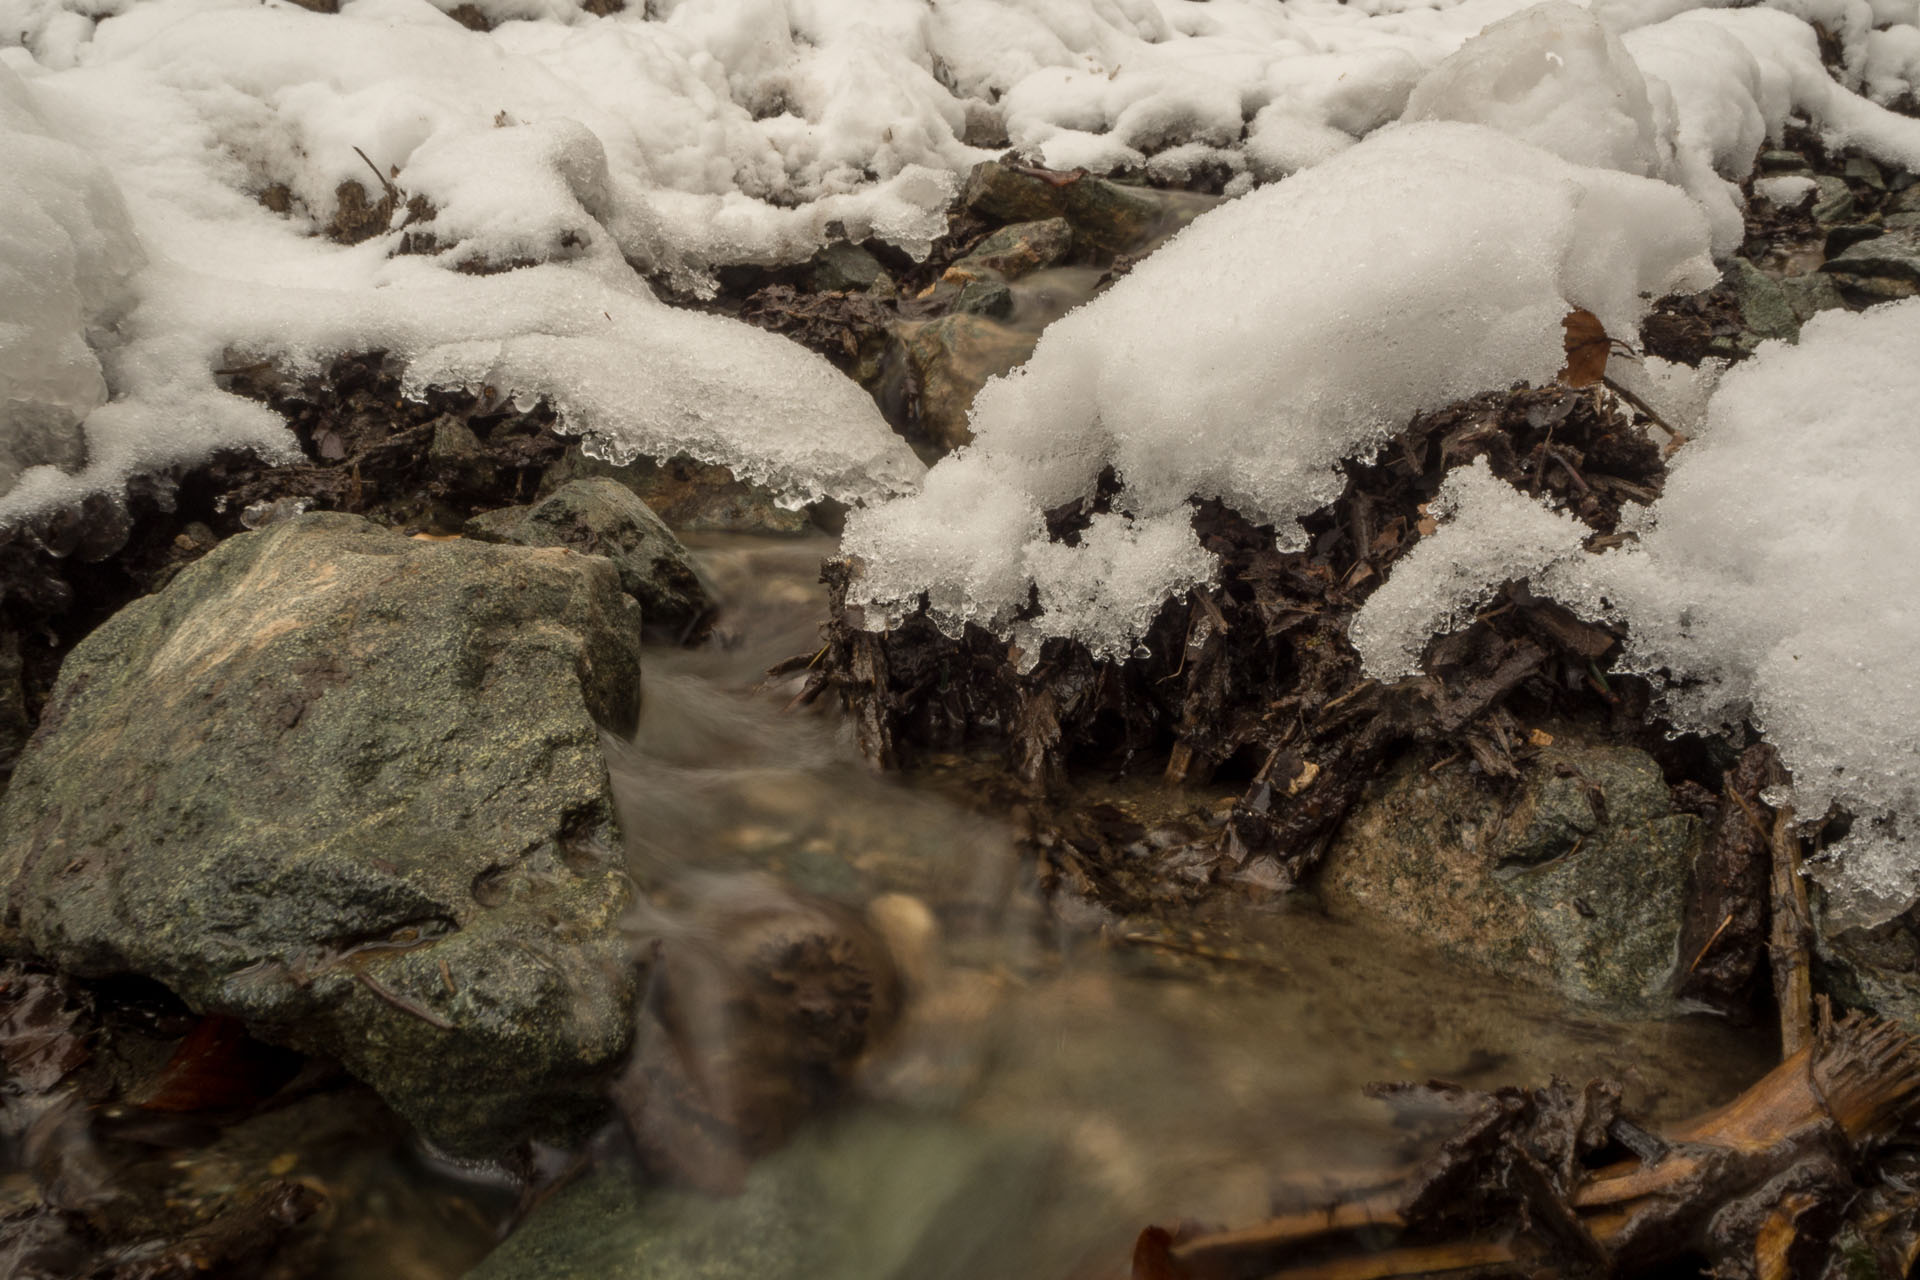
<box><xmin>1317</xmin><ymin>728</ymin><xmax>1702</xmax><ymax>1011</ymax></box>
<box><xmin>0</xmin><ymin>512</ymin><xmax>646</xmax><ymax>1154</ymax></box>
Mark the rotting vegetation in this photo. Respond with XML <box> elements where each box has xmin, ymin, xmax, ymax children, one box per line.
<box><xmin>802</xmin><ymin>121</ymin><xmax>1912</xmax><ymax>926</ymax></box>
<box><xmin>805</xmin><ymin>377</ymin><xmax>1693</xmax><ymax>912</ymax></box>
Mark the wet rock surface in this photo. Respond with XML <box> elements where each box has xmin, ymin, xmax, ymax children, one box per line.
<box><xmin>465</xmin><ymin>477</ymin><xmax>713</xmax><ymax>640</ymax></box>
<box><xmin>1817</xmin><ymin>907</ymin><xmax>1920</xmax><ymax>1035</ymax></box>
<box><xmin>467</xmin><ymin>1114</ymin><xmax>1054</xmax><ymax>1280</ymax></box>
<box><xmin>612</xmin><ymin>886</ymin><xmax>904</xmax><ymax>1194</ymax></box>
<box><xmin>0</xmin><ymin>512</ymin><xmax>644</xmax><ymax>1154</ymax></box>
<box><xmin>890</xmin><ymin>314</ymin><xmax>1035</xmax><ymax>452</ymax></box>
<box><xmin>537</xmin><ymin>449</ymin><xmax>818</xmax><ymax>536</ymax></box>
<box><xmin>1317</xmin><ymin>729</ymin><xmax>1701</xmax><ymax>1011</ymax></box>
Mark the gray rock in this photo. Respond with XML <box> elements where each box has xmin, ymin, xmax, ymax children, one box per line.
<box><xmin>805</xmin><ymin>242</ymin><xmax>892</xmax><ymax>295</ymax></box>
<box><xmin>1758</xmin><ymin>149</ymin><xmax>1812</xmax><ymax>173</ymax></box>
<box><xmin>955</xmin><ymin>218</ymin><xmax>1074</xmax><ymax>279</ymax></box>
<box><xmin>1812</xmin><ymin>175</ymin><xmax>1856</xmax><ymax>225</ymax></box>
<box><xmin>466</xmin><ymin>1115</ymin><xmax>1055</xmax><ymax>1280</ymax></box>
<box><xmin>466</xmin><ymin>479</ymin><xmax>712</xmax><ymax>639</ymax></box>
<box><xmin>1822</xmin><ymin>226</ymin><xmax>1920</xmax><ymax>300</ymax></box>
<box><xmin>1817</xmin><ymin>908</ymin><xmax>1920</xmax><ymax>1034</ymax></box>
<box><xmin>960</xmin><ymin>162</ymin><xmax>1170</xmax><ymax>252</ymax></box>
<box><xmin>0</xmin><ymin>513</ymin><xmax>645</xmax><ymax>1154</ymax></box>
<box><xmin>538</xmin><ymin>450</ymin><xmax>814</xmax><ymax>536</ymax></box>
<box><xmin>428</xmin><ymin>416</ymin><xmax>486</xmax><ymax>462</ymax></box>
<box><xmin>953</xmin><ymin>277</ymin><xmax>1015</xmax><ymax>319</ymax></box>
<box><xmin>1317</xmin><ymin>728</ymin><xmax>1701</xmax><ymax>1011</ymax></box>
<box><xmin>894</xmin><ymin>315</ymin><xmax>1036</xmax><ymax>452</ymax></box>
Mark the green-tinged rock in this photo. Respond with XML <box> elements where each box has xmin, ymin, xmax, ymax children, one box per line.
<box><xmin>1845</xmin><ymin>156</ymin><xmax>1886</xmax><ymax>190</ymax></box>
<box><xmin>0</xmin><ymin>512</ymin><xmax>645</xmax><ymax>1154</ymax></box>
<box><xmin>895</xmin><ymin>315</ymin><xmax>1036</xmax><ymax>451</ymax></box>
<box><xmin>1886</xmin><ymin>185</ymin><xmax>1920</xmax><ymax>218</ymax></box>
<box><xmin>1812</xmin><ymin>175</ymin><xmax>1857</xmax><ymax>225</ymax></box>
<box><xmin>1060</xmin><ymin>176</ymin><xmax>1170</xmax><ymax>252</ymax></box>
<box><xmin>538</xmin><ymin>449</ymin><xmax>813</xmax><ymax>535</ymax></box>
<box><xmin>1779</xmin><ymin>271</ymin><xmax>1845</xmax><ymax>323</ymax></box>
<box><xmin>1815</xmin><ymin>908</ymin><xmax>1920</xmax><ymax>1035</ymax></box>
<box><xmin>1728</xmin><ymin>258</ymin><xmax>1800</xmax><ymax>342</ymax></box>
<box><xmin>955</xmin><ymin>218</ymin><xmax>1074</xmax><ymax>278</ymax></box>
<box><xmin>1758</xmin><ymin>149</ymin><xmax>1812</xmax><ymax>173</ymax></box>
<box><xmin>1822</xmin><ymin>226</ymin><xmax>1920</xmax><ymax>300</ymax></box>
<box><xmin>1824</xmin><ymin>224</ymin><xmax>1884</xmax><ymax>256</ymax></box>
<box><xmin>960</xmin><ymin>161</ymin><xmax>1168</xmax><ymax>252</ymax></box>
<box><xmin>1317</xmin><ymin>727</ymin><xmax>1701</xmax><ymax>1011</ymax></box>
<box><xmin>805</xmin><ymin>242</ymin><xmax>892</xmax><ymax>294</ymax></box>
<box><xmin>962</xmin><ymin>161</ymin><xmax>1071</xmax><ymax>224</ymax></box>
<box><xmin>466</xmin><ymin>1115</ymin><xmax>1055</xmax><ymax>1280</ymax></box>
<box><xmin>953</xmin><ymin>276</ymin><xmax>1014</xmax><ymax>319</ymax></box>
<box><xmin>466</xmin><ymin>478</ymin><xmax>711</xmax><ymax>638</ymax></box>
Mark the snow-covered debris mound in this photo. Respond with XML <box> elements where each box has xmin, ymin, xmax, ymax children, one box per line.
<box><xmin>9</xmin><ymin>0</ymin><xmax>1920</xmax><ymax>521</ymax></box>
<box><xmin>1346</xmin><ymin>457</ymin><xmax>1593</xmax><ymax>681</ymax></box>
<box><xmin>0</xmin><ymin>62</ymin><xmax>143</xmax><ymax>496</ymax></box>
<box><xmin>0</xmin><ymin>0</ymin><xmax>932</xmax><ymax>525</ymax></box>
<box><xmin>1587</xmin><ymin>304</ymin><xmax>1920</xmax><ymax>931</ymax></box>
<box><xmin>1351</xmin><ymin>303</ymin><xmax>1920</xmax><ymax>931</ymax></box>
<box><xmin>843</xmin><ymin>120</ymin><xmax>1716</xmax><ymax>661</ymax></box>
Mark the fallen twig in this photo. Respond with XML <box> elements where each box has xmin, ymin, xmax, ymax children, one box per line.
<box><xmin>1136</xmin><ymin>1012</ymin><xmax>1920</xmax><ymax>1280</ymax></box>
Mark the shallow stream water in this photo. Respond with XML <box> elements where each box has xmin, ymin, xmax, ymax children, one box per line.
<box><xmin>306</xmin><ymin>532</ymin><xmax>1774</xmax><ymax>1279</ymax></box>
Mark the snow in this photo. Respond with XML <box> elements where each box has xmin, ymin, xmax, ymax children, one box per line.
<box><xmin>1350</xmin><ymin>305</ymin><xmax>1920</xmax><ymax>930</ymax></box>
<box><xmin>4</xmin><ymin>0</ymin><xmax>1920</xmax><ymax>910</ymax></box>
<box><xmin>1755</xmin><ymin>173</ymin><xmax>1819</xmax><ymax>204</ymax></box>
<box><xmin>0</xmin><ymin>60</ymin><xmax>145</xmax><ymax>498</ymax></box>
<box><xmin>1347</xmin><ymin>458</ymin><xmax>1591</xmax><ymax>680</ymax></box>
<box><xmin>1581</xmin><ymin>304</ymin><xmax>1920</xmax><ymax>930</ymax></box>
<box><xmin>844</xmin><ymin>120</ymin><xmax>1716</xmax><ymax>654</ymax></box>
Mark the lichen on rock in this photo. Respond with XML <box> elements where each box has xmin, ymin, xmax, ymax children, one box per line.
<box><xmin>0</xmin><ymin>511</ymin><xmax>647</xmax><ymax>1154</ymax></box>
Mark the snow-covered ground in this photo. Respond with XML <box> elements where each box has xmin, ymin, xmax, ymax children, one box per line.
<box><xmin>2</xmin><ymin>0</ymin><xmax>1918</xmax><ymax>918</ymax></box>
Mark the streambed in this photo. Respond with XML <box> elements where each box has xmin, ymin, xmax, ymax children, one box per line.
<box><xmin>429</xmin><ymin>534</ymin><xmax>1771</xmax><ymax>1279</ymax></box>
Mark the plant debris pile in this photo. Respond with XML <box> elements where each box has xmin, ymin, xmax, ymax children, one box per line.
<box><xmin>808</xmin><ymin>380</ymin><xmax>1679</xmax><ymax>908</ymax></box>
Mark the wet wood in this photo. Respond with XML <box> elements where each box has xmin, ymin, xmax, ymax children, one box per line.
<box><xmin>1768</xmin><ymin>805</ymin><xmax>1814</xmax><ymax>1058</ymax></box>
<box><xmin>1135</xmin><ymin>1012</ymin><xmax>1920</xmax><ymax>1280</ymax></box>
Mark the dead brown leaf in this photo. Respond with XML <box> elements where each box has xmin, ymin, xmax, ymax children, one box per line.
<box><xmin>1559</xmin><ymin>309</ymin><xmax>1610</xmax><ymax>387</ymax></box>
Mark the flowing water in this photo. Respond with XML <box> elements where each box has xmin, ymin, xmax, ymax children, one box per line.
<box><xmin>252</xmin><ymin>531</ymin><xmax>1771</xmax><ymax>1278</ymax></box>
<box><xmin>458</xmin><ymin>533</ymin><xmax>1770</xmax><ymax>1278</ymax></box>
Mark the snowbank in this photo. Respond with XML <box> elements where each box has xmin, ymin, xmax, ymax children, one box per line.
<box><xmin>0</xmin><ymin>61</ymin><xmax>144</xmax><ymax>498</ymax></box>
<box><xmin>1352</xmin><ymin>304</ymin><xmax>1920</xmax><ymax>931</ymax></box>
<box><xmin>844</xmin><ymin>120</ymin><xmax>1717</xmax><ymax>660</ymax></box>
<box><xmin>7</xmin><ymin>0</ymin><xmax>1920</xmax><ymax>524</ymax></box>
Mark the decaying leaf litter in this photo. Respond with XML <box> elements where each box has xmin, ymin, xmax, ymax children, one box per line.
<box><xmin>3</xmin><ymin>59</ymin><xmax>1920</xmax><ymax>1280</ymax></box>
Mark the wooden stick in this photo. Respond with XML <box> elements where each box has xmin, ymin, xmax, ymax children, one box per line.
<box><xmin>1768</xmin><ymin>805</ymin><xmax>1814</xmax><ymax>1058</ymax></box>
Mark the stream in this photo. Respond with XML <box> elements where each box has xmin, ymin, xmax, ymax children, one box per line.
<box><xmin>319</xmin><ymin>533</ymin><xmax>1775</xmax><ymax>1280</ymax></box>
